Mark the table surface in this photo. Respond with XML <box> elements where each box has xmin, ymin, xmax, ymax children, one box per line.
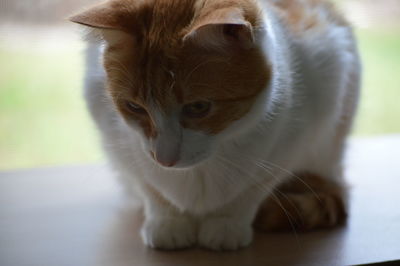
<box><xmin>1</xmin><ymin>136</ymin><xmax>400</xmax><ymax>266</ymax></box>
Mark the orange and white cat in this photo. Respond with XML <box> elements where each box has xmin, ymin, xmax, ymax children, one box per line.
<box><xmin>71</xmin><ymin>0</ymin><xmax>360</xmax><ymax>250</ymax></box>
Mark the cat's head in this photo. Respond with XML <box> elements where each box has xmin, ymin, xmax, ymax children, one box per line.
<box><xmin>71</xmin><ymin>0</ymin><xmax>271</xmax><ymax>169</ymax></box>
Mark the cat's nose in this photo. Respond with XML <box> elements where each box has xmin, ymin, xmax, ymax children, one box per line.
<box><xmin>156</xmin><ymin>158</ymin><xmax>177</xmax><ymax>167</ymax></box>
<box><xmin>150</xmin><ymin>150</ymin><xmax>178</xmax><ymax>167</ymax></box>
<box><xmin>154</xmin><ymin>153</ymin><xmax>178</xmax><ymax>167</ymax></box>
<box><xmin>152</xmin><ymin>127</ymin><xmax>181</xmax><ymax>168</ymax></box>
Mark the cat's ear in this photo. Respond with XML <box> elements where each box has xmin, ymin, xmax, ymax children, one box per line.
<box><xmin>183</xmin><ymin>8</ymin><xmax>255</xmax><ymax>50</ymax></box>
<box><xmin>69</xmin><ymin>0</ymin><xmax>134</xmax><ymax>31</ymax></box>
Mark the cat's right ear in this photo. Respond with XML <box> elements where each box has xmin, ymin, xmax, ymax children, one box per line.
<box><xmin>69</xmin><ymin>1</ymin><xmax>134</xmax><ymax>31</ymax></box>
<box><xmin>69</xmin><ymin>1</ymin><xmax>137</xmax><ymax>44</ymax></box>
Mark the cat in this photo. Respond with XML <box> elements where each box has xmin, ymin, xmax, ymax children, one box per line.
<box><xmin>70</xmin><ymin>0</ymin><xmax>360</xmax><ymax>251</ymax></box>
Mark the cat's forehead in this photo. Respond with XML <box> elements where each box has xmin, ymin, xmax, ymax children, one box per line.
<box><xmin>129</xmin><ymin>0</ymin><xmax>197</xmax><ymax>44</ymax></box>
<box><xmin>100</xmin><ymin>0</ymin><xmax>270</xmax><ymax>110</ymax></box>
<box><xmin>105</xmin><ymin>51</ymin><xmax>187</xmax><ymax>115</ymax></box>
<box><xmin>101</xmin><ymin>1</ymin><xmax>200</xmax><ymax>106</ymax></box>
<box><xmin>104</xmin><ymin>35</ymin><xmax>270</xmax><ymax>108</ymax></box>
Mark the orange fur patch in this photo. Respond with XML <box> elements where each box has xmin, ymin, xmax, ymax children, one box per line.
<box><xmin>254</xmin><ymin>173</ymin><xmax>347</xmax><ymax>231</ymax></box>
<box><xmin>80</xmin><ymin>0</ymin><xmax>271</xmax><ymax>137</ymax></box>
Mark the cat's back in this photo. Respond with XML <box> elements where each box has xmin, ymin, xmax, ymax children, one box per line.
<box><xmin>265</xmin><ymin>0</ymin><xmax>358</xmax><ymax>81</ymax></box>
<box><xmin>267</xmin><ymin>0</ymin><xmax>359</xmax><ymax>77</ymax></box>
<box><xmin>269</xmin><ymin>0</ymin><xmax>349</xmax><ymax>35</ymax></box>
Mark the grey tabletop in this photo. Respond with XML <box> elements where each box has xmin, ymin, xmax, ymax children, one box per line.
<box><xmin>1</xmin><ymin>136</ymin><xmax>400</xmax><ymax>266</ymax></box>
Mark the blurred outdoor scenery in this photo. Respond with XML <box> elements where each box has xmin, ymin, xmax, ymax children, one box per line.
<box><xmin>0</xmin><ymin>0</ymin><xmax>399</xmax><ymax>170</ymax></box>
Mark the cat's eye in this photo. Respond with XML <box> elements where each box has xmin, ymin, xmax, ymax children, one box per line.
<box><xmin>182</xmin><ymin>101</ymin><xmax>212</xmax><ymax>118</ymax></box>
<box><xmin>125</xmin><ymin>101</ymin><xmax>147</xmax><ymax>114</ymax></box>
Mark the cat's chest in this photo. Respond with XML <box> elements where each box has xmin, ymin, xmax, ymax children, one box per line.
<box><xmin>143</xmin><ymin>163</ymin><xmax>257</xmax><ymax>214</ymax></box>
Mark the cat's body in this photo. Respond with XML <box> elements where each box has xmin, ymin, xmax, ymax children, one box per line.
<box><xmin>73</xmin><ymin>0</ymin><xmax>360</xmax><ymax>250</ymax></box>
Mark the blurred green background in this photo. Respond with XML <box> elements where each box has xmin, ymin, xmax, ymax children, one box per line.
<box><xmin>0</xmin><ymin>0</ymin><xmax>400</xmax><ymax>170</ymax></box>
<box><xmin>0</xmin><ymin>39</ymin><xmax>102</xmax><ymax>170</ymax></box>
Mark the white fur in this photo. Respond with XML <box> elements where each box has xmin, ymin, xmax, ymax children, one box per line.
<box><xmin>83</xmin><ymin>1</ymin><xmax>360</xmax><ymax>250</ymax></box>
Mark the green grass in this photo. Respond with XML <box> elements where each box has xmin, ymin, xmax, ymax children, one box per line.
<box><xmin>353</xmin><ymin>29</ymin><xmax>400</xmax><ymax>135</ymax></box>
<box><xmin>0</xmin><ymin>28</ymin><xmax>399</xmax><ymax>170</ymax></box>
<box><xmin>0</xmin><ymin>43</ymin><xmax>102</xmax><ymax>170</ymax></box>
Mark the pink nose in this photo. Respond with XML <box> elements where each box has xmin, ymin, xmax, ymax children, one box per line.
<box><xmin>157</xmin><ymin>159</ymin><xmax>177</xmax><ymax>167</ymax></box>
<box><xmin>150</xmin><ymin>151</ymin><xmax>177</xmax><ymax>167</ymax></box>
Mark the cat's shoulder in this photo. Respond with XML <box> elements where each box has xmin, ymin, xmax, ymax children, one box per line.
<box><xmin>268</xmin><ymin>0</ymin><xmax>349</xmax><ymax>35</ymax></box>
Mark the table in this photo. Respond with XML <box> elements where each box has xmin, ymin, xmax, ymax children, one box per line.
<box><xmin>1</xmin><ymin>136</ymin><xmax>400</xmax><ymax>266</ymax></box>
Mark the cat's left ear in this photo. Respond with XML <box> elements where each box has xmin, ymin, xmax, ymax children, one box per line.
<box><xmin>183</xmin><ymin>7</ymin><xmax>255</xmax><ymax>50</ymax></box>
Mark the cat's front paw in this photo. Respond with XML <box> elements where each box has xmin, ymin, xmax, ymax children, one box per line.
<box><xmin>198</xmin><ymin>217</ymin><xmax>253</xmax><ymax>251</ymax></box>
<box><xmin>140</xmin><ymin>216</ymin><xmax>196</xmax><ymax>250</ymax></box>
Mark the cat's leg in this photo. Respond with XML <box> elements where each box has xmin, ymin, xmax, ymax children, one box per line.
<box><xmin>253</xmin><ymin>118</ymin><xmax>352</xmax><ymax>232</ymax></box>
<box><xmin>253</xmin><ymin>172</ymin><xmax>347</xmax><ymax>232</ymax></box>
<box><xmin>254</xmin><ymin>73</ymin><xmax>358</xmax><ymax>232</ymax></box>
<box><xmin>140</xmin><ymin>183</ymin><xmax>197</xmax><ymax>250</ymax></box>
<box><xmin>198</xmin><ymin>187</ymin><xmax>267</xmax><ymax>251</ymax></box>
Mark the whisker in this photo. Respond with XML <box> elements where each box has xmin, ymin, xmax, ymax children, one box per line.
<box><xmin>217</xmin><ymin>154</ymin><xmax>304</xmax><ymax>238</ymax></box>
<box><xmin>273</xmin><ymin>187</ymin><xmax>305</xmax><ymax>226</ymax></box>
<box><xmin>269</xmin><ymin>192</ymin><xmax>300</xmax><ymax>244</ymax></box>
<box><xmin>255</xmin><ymin>159</ymin><xmax>322</xmax><ymax>203</ymax></box>
<box><xmin>251</xmin><ymin>160</ymin><xmax>304</xmax><ymax>223</ymax></box>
